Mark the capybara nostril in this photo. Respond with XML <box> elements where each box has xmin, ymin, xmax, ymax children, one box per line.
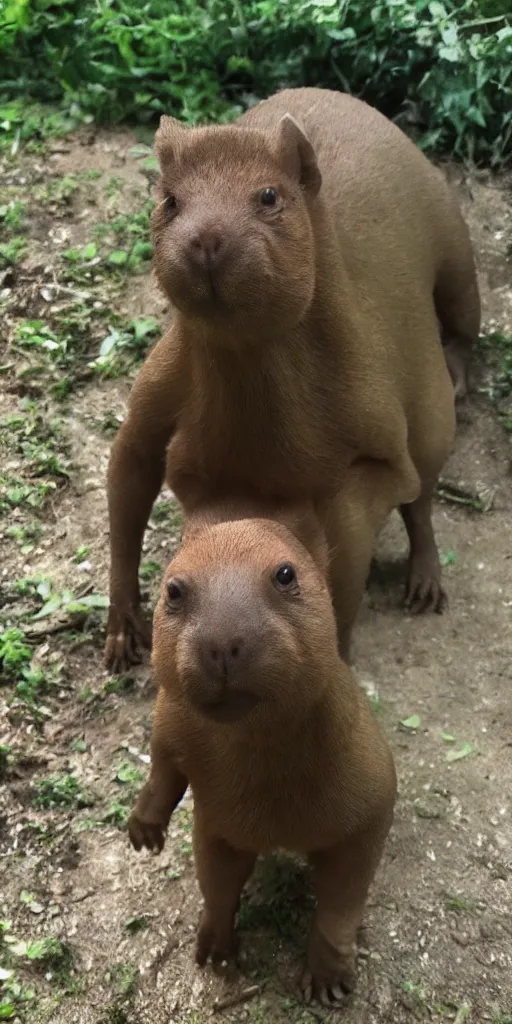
<box><xmin>189</xmin><ymin>230</ymin><xmax>223</xmax><ymax>269</ymax></box>
<box><xmin>199</xmin><ymin>635</ymin><xmax>246</xmax><ymax>680</ymax></box>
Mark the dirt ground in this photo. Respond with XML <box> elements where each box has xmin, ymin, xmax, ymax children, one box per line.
<box><xmin>0</xmin><ymin>124</ymin><xmax>511</xmax><ymax>1024</ymax></box>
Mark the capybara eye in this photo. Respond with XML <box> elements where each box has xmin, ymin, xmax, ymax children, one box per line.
<box><xmin>260</xmin><ymin>187</ymin><xmax>278</xmax><ymax>207</ymax></box>
<box><xmin>274</xmin><ymin>562</ymin><xmax>297</xmax><ymax>588</ymax></box>
<box><xmin>166</xmin><ymin>579</ymin><xmax>183</xmax><ymax>603</ymax></box>
<box><xmin>165</xmin><ymin>194</ymin><xmax>178</xmax><ymax>214</ymax></box>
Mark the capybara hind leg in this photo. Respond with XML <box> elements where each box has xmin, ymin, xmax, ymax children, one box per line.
<box><xmin>436</xmin><ymin>258</ymin><xmax>480</xmax><ymax>402</ymax></box>
<box><xmin>327</xmin><ymin>460</ymin><xmax>411</xmax><ymax>660</ymax></box>
<box><xmin>443</xmin><ymin>339</ymin><xmax>472</xmax><ymax>402</ymax></box>
<box><xmin>302</xmin><ymin>830</ymin><xmax>386</xmax><ymax>1006</ymax></box>
<box><xmin>400</xmin><ymin>492</ymin><xmax>446</xmax><ymax>614</ymax></box>
<box><xmin>194</xmin><ymin>825</ymin><xmax>256</xmax><ymax>969</ymax></box>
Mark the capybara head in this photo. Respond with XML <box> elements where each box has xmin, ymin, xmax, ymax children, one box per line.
<box><xmin>151</xmin><ymin>114</ymin><xmax>321</xmax><ymax>336</ymax></box>
<box><xmin>152</xmin><ymin>519</ymin><xmax>337</xmax><ymax>723</ymax></box>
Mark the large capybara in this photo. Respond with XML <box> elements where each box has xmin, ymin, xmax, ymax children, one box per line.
<box><xmin>128</xmin><ymin>499</ymin><xmax>396</xmax><ymax>1006</ymax></box>
<box><xmin>105</xmin><ymin>87</ymin><xmax>480</xmax><ymax>670</ymax></box>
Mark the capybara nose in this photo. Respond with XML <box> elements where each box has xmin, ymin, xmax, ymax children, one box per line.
<box><xmin>188</xmin><ymin>230</ymin><xmax>223</xmax><ymax>270</ymax></box>
<box><xmin>198</xmin><ymin>635</ymin><xmax>247</xmax><ymax>681</ymax></box>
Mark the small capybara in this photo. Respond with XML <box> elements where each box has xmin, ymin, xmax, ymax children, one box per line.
<box><xmin>105</xmin><ymin>86</ymin><xmax>480</xmax><ymax>670</ymax></box>
<box><xmin>128</xmin><ymin>499</ymin><xmax>396</xmax><ymax>1006</ymax></box>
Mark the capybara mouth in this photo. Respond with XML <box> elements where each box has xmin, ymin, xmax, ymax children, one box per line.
<box><xmin>193</xmin><ymin>688</ymin><xmax>261</xmax><ymax>722</ymax></box>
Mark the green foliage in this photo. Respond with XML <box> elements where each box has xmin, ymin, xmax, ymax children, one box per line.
<box><xmin>0</xmin><ymin>627</ymin><xmax>31</xmax><ymax>677</ymax></box>
<box><xmin>478</xmin><ymin>331</ymin><xmax>512</xmax><ymax>432</ymax></box>
<box><xmin>0</xmin><ymin>1</ymin><xmax>511</xmax><ymax>164</ymax></box>
<box><xmin>89</xmin><ymin>316</ymin><xmax>159</xmax><ymax>376</ymax></box>
<box><xmin>0</xmin><ymin>235</ymin><xmax>28</xmax><ymax>267</ymax></box>
<box><xmin>479</xmin><ymin>331</ymin><xmax>512</xmax><ymax>399</ymax></box>
<box><xmin>32</xmin><ymin>772</ymin><xmax>96</xmax><ymax>810</ymax></box>
<box><xmin>0</xmin><ymin>624</ymin><xmax>54</xmax><ymax>719</ymax></box>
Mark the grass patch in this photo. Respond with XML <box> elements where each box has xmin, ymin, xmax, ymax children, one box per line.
<box><xmin>478</xmin><ymin>331</ymin><xmax>512</xmax><ymax>431</ymax></box>
<box><xmin>89</xmin><ymin>316</ymin><xmax>159</xmax><ymax>377</ymax></box>
<box><xmin>0</xmin><ymin>624</ymin><xmax>59</xmax><ymax>723</ymax></box>
<box><xmin>150</xmin><ymin>498</ymin><xmax>183</xmax><ymax>528</ymax></box>
<box><xmin>0</xmin><ymin>235</ymin><xmax>28</xmax><ymax>267</ymax></box>
<box><xmin>1</xmin><ymin>923</ymin><xmax>79</xmax><ymax>1019</ymax></box>
<box><xmin>32</xmin><ymin>772</ymin><xmax>96</xmax><ymax>810</ymax></box>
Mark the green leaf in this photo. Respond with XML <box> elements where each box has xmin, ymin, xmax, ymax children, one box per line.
<box><xmin>0</xmin><ymin>1002</ymin><xmax>15</xmax><ymax>1019</ymax></box>
<box><xmin>108</xmin><ymin>249</ymin><xmax>128</xmax><ymax>265</ymax></box>
<box><xmin>36</xmin><ymin>579</ymin><xmax>51</xmax><ymax>599</ymax></box>
<box><xmin>441</xmin><ymin>732</ymin><xmax>456</xmax><ymax>743</ymax></box>
<box><xmin>62</xmin><ymin>247</ymin><xmax>80</xmax><ymax>262</ymax></box>
<box><xmin>400</xmin><ymin>714</ymin><xmax>421</xmax><ymax>730</ymax></box>
<box><xmin>129</xmin><ymin>240</ymin><xmax>152</xmax><ymax>264</ymax></box>
<box><xmin>32</xmin><ymin>593</ymin><xmax>62</xmax><ymax>619</ymax></box>
<box><xmin>142</xmin><ymin>155</ymin><xmax>159</xmax><ymax>172</ymax></box>
<box><xmin>131</xmin><ymin>316</ymin><xmax>158</xmax><ymax>342</ymax></box>
<box><xmin>65</xmin><ymin>593</ymin><xmax>109</xmax><ymax>613</ymax></box>
<box><xmin>439</xmin><ymin>550</ymin><xmax>456</xmax><ymax>567</ymax></box>
<box><xmin>438</xmin><ymin>44</ymin><xmax>462</xmax><ymax>63</ymax></box>
<box><xmin>99</xmin><ymin>330</ymin><xmax>122</xmax><ymax>357</ymax></box>
<box><xmin>129</xmin><ymin>144</ymin><xmax>152</xmax><ymax>158</ymax></box>
<box><xmin>81</xmin><ymin>242</ymin><xmax>97</xmax><ymax>260</ymax></box>
<box><xmin>446</xmin><ymin>743</ymin><xmax>473</xmax><ymax>762</ymax></box>
<box><xmin>428</xmin><ymin>1</ymin><xmax>448</xmax><ymax>17</ymax></box>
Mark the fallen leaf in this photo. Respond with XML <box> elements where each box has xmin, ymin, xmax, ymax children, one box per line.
<box><xmin>441</xmin><ymin>732</ymin><xmax>456</xmax><ymax>743</ymax></box>
<box><xmin>400</xmin><ymin>714</ymin><xmax>421</xmax><ymax>730</ymax></box>
<box><xmin>446</xmin><ymin>743</ymin><xmax>473</xmax><ymax>762</ymax></box>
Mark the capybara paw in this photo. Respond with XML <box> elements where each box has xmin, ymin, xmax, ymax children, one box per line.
<box><xmin>104</xmin><ymin>607</ymin><xmax>152</xmax><ymax>672</ymax></box>
<box><xmin>195</xmin><ymin>911</ymin><xmax>238</xmax><ymax>972</ymax></box>
<box><xmin>301</xmin><ymin>958</ymin><xmax>356</xmax><ymax>1007</ymax></box>
<box><xmin>127</xmin><ymin>812</ymin><xmax>165</xmax><ymax>853</ymax></box>
<box><xmin>404</xmin><ymin>561</ymin><xmax>447</xmax><ymax>615</ymax></box>
<box><xmin>303</xmin><ymin>929</ymin><xmax>357</xmax><ymax>1006</ymax></box>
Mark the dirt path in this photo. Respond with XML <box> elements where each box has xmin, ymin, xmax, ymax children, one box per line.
<box><xmin>1</xmin><ymin>126</ymin><xmax>511</xmax><ymax>1024</ymax></box>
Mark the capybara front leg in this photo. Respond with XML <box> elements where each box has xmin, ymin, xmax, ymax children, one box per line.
<box><xmin>194</xmin><ymin>824</ymin><xmax>256</xmax><ymax>970</ymax></box>
<box><xmin>128</xmin><ymin>693</ymin><xmax>188</xmax><ymax>853</ymax></box>
<box><xmin>303</xmin><ymin>830</ymin><xmax>385</xmax><ymax>1007</ymax></box>
<box><xmin>400</xmin><ymin>492</ymin><xmax>446</xmax><ymax>614</ymax></box>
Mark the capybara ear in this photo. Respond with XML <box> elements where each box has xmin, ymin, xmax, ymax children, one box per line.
<box><xmin>154</xmin><ymin>114</ymin><xmax>189</xmax><ymax>165</ymax></box>
<box><xmin>275</xmin><ymin>114</ymin><xmax>322</xmax><ymax>196</ymax></box>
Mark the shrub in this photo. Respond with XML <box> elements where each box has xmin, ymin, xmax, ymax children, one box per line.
<box><xmin>0</xmin><ymin>1</ymin><xmax>511</xmax><ymax>164</ymax></box>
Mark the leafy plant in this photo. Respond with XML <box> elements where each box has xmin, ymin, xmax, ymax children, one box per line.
<box><xmin>114</xmin><ymin>762</ymin><xmax>142</xmax><ymax>785</ymax></box>
<box><xmin>32</xmin><ymin>772</ymin><xmax>96</xmax><ymax>810</ymax></box>
<box><xmin>0</xmin><ymin>626</ymin><xmax>53</xmax><ymax>717</ymax></box>
<box><xmin>0</xmin><ymin>628</ymin><xmax>31</xmax><ymax>678</ymax></box>
<box><xmin>4</xmin><ymin>521</ymin><xmax>42</xmax><ymax>555</ymax></box>
<box><xmin>0</xmin><ymin>235</ymin><xmax>27</xmax><ymax>267</ymax></box>
<box><xmin>89</xmin><ymin>317</ymin><xmax>159</xmax><ymax>376</ymax></box>
<box><xmin>0</xmin><ymin>1</ymin><xmax>510</xmax><ymax>164</ymax></box>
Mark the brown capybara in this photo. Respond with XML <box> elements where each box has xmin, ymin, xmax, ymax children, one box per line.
<box><xmin>105</xmin><ymin>86</ymin><xmax>480</xmax><ymax>670</ymax></box>
<box><xmin>128</xmin><ymin>501</ymin><xmax>396</xmax><ymax>1006</ymax></box>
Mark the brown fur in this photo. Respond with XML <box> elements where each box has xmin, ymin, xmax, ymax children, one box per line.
<box><xmin>105</xmin><ymin>87</ymin><xmax>480</xmax><ymax>670</ymax></box>
<box><xmin>128</xmin><ymin>501</ymin><xmax>396</xmax><ymax>1004</ymax></box>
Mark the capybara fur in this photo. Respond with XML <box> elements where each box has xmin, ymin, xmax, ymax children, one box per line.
<box><xmin>105</xmin><ymin>86</ymin><xmax>480</xmax><ymax>670</ymax></box>
<box><xmin>128</xmin><ymin>500</ymin><xmax>397</xmax><ymax>1005</ymax></box>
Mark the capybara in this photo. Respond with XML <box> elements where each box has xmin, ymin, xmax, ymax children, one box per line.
<box><xmin>128</xmin><ymin>500</ymin><xmax>397</xmax><ymax>1005</ymax></box>
<box><xmin>105</xmin><ymin>87</ymin><xmax>480</xmax><ymax>670</ymax></box>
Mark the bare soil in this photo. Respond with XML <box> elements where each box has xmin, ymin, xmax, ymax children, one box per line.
<box><xmin>0</xmin><ymin>127</ymin><xmax>511</xmax><ymax>1024</ymax></box>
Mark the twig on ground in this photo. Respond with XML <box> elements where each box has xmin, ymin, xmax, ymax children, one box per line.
<box><xmin>212</xmin><ymin>984</ymin><xmax>262</xmax><ymax>1013</ymax></box>
<box><xmin>436</xmin><ymin>477</ymin><xmax>496</xmax><ymax>512</ymax></box>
